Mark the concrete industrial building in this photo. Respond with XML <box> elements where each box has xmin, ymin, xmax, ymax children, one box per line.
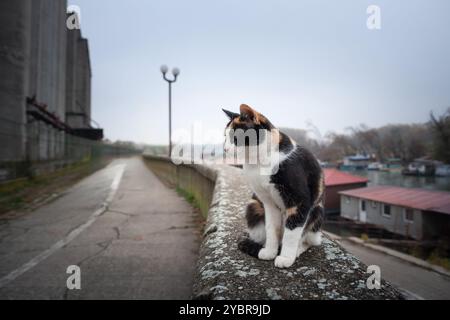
<box><xmin>0</xmin><ymin>0</ymin><xmax>102</xmax><ymax>180</ymax></box>
<box><xmin>66</xmin><ymin>28</ymin><xmax>92</xmax><ymax>130</ymax></box>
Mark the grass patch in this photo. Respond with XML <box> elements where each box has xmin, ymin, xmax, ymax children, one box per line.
<box><xmin>0</xmin><ymin>158</ymin><xmax>109</xmax><ymax>216</ymax></box>
<box><xmin>427</xmin><ymin>248</ymin><xmax>450</xmax><ymax>271</ymax></box>
<box><xmin>176</xmin><ymin>187</ymin><xmax>201</xmax><ymax>210</ymax></box>
<box><xmin>409</xmin><ymin>245</ymin><xmax>424</xmax><ymax>259</ymax></box>
<box><xmin>360</xmin><ymin>233</ymin><xmax>369</xmax><ymax>241</ymax></box>
<box><xmin>143</xmin><ymin>157</ymin><xmax>210</xmax><ymax>219</ymax></box>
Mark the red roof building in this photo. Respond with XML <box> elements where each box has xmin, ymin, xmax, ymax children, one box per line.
<box><xmin>340</xmin><ymin>186</ymin><xmax>450</xmax><ymax>216</ymax></box>
<box><xmin>339</xmin><ymin>186</ymin><xmax>450</xmax><ymax>240</ymax></box>
<box><xmin>323</xmin><ymin>169</ymin><xmax>368</xmax><ymax>214</ymax></box>
<box><xmin>324</xmin><ymin>169</ymin><xmax>369</xmax><ymax>187</ymax></box>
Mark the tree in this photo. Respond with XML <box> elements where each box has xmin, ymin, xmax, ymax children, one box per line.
<box><xmin>430</xmin><ymin>108</ymin><xmax>450</xmax><ymax>163</ymax></box>
<box><xmin>280</xmin><ymin>119</ymin><xmax>434</xmax><ymax>163</ymax></box>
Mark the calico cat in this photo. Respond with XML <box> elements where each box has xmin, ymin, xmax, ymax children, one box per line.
<box><xmin>223</xmin><ymin>104</ymin><xmax>324</xmax><ymax>268</ymax></box>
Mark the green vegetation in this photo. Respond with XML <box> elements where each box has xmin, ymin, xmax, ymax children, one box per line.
<box><xmin>430</xmin><ymin>108</ymin><xmax>450</xmax><ymax>163</ymax></box>
<box><xmin>0</xmin><ymin>159</ymin><xmax>107</xmax><ymax>215</ymax></box>
<box><xmin>144</xmin><ymin>157</ymin><xmax>211</xmax><ymax>219</ymax></box>
<box><xmin>407</xmin><ymin>245</ymin><xmax>450</xmax><ymax>271</ymax></box>
<box><xmin>176</xmin><ymin>187</ymin><xmax>201</xmax><ymax>210</ymax></box>
<box><xmin>360</xmin><ymin>233</ymin><xmax>369</xmax><ymax>241</ymax></box>
<box><xmin>427</xmin><ymin>248</ymin><xmax>450</xmax><ymax>271</ymax></box>
<box><xmin>144</xmin><ymin>145</ymin><xmax>169</xmax><ymax>156</ymax></box>
<box><xmin>283</xmin><ymin>108</ymin><xmax>450</xmax><ymax>163</ymax></box>
<box><xmin>409</xmin><ymin>245</ymin><xmax>424</xmax><ymax>259</ymax></box>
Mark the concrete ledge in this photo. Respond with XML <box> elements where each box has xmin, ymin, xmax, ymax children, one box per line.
<box><xmin>143</xmin><ymin>155</ymin><xmax>216</xmax><ymax>217</ymax></box>
<box><xmin>143</xmin><ymin>155</ymin><xmax>405</xmax><ymax>300</ymax></box>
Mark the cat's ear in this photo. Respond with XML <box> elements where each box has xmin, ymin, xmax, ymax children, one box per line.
<box><xmin>240</xmin><ymin>104</ymin><xmax>259</xmax><ymax>123</ymax></box>
<box><xmin>222</xmin><ymin>109</ymin><xmax>239</xmax><ymax>120</ymax></box>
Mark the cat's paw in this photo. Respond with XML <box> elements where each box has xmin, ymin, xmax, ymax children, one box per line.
<box><xmin>258</xmin><ymin>248</ymin><xmax>278</xmax><ymax>260</ymax></box>
<box><xmin>274</xmin><ymin>255</ymin><xmax>295</xmax><ymax>268</ymax></box>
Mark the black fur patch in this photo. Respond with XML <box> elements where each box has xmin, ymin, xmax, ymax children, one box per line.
<box><xmin>238</xmin><ymin>235</ymin><xmax>282</xmax><ymax>258</ymax></box>
<box><xmin>305</xmin><ymin>205</ymin><xmax>324</xmax><ymax>233</ymax></box>
<box><xmin>285</xmin><ymin>202</ymin><xmax>310</xmax><ymax>230</ymax></box>
<box><xmin>278</xmin><ymin>131</ymin><xmax>294</xmax><ymax>154</ymax></box>
<box><xmin>238</xmin><ymin>236</ymin><xmax>263</xmax><ymax>258</ymax></box>
<box><xmin>270</xmin><ymin>144</ymin><xmax>324</xmax><ymax>230</ymax></box>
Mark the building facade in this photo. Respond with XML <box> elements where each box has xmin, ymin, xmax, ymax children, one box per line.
<box><xmin>323</xmin><ymin>168</ymin><xmax>368</xmax><ymax>214</ymax></box>
<box><xmin>0</xmin><ymin>0</ymin><xmax>100</xmax><ymax>180</ymax></box>
<box><xmin>66</xmin><ymin>28</ymin><xmax>92</xmax><ymax>129</ymax></box>
<box><xmin>339</xmin><ymin>186</ymin><xmax>450</xmax><ymax>241</ymax></box>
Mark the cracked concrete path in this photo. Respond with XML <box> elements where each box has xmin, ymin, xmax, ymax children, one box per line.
<box><xmin>0</xmin><ymin>157</ymin><xmax>201</xmax><ymax>299</ymax></box>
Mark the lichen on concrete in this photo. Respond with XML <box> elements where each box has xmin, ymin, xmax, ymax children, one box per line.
<box><xmin>192</xmin><ymin>165</ymin><xmax>405</xmax><ymax>300</ymax></box>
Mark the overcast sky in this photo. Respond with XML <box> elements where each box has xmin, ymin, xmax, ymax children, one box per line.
<box><xmin>69</xmin><ymin>0</ymin><xmax>450</xmax><ymax>145</ymax></box>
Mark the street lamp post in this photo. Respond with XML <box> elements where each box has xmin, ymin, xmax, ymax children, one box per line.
<box><xmin>160</xmin><ymin>65</ymin><xmax>180</xmax><ymax>157</ymax></box>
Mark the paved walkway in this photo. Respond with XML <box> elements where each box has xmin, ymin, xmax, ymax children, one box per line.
<box><xmin>0</xmin><ymin>157</ymin><xmax>201</xmax><ymax>299</ymax></box>
<box><xmin>338</xmin><ymin>239</ymin><xmax>450</xmax><ymax>300</ymax></box>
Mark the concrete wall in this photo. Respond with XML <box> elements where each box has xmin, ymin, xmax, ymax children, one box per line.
<box><xmin>28</xmin><ymin>0</ymin><xmax>67</xmax><ymax>119</ymax></box>
<box><xmin>66</xmin><ymin>28</ymin><xmax>92</xmax><ymax>129</ymax></box>
<box><xmin>340</xmin><ymin>195</ymin><xmax>424</xmax><ymax>240</ymax></box>
<box><xmin>78</xmin><ymin>38</ymin><xmax>91</xmax><ymax>126</ymax></box>
<box><xmin>27</xmin><ymin>0</ymin><xmax>68</xmax><ymax>161</ymax></box>
<box><xmin>0</xmin><ymin>0</ymin><xmax>69</xmax><ymax>163</ymax></box>
<box><xmin>144</xmin><ymin>155</ymin><xmax>216</xmax><ymax>217</ymax></box>
<box><xmin>0</xmin><ymin>0</ymin><xmax>32</xmax><ymax>162</ymax></box>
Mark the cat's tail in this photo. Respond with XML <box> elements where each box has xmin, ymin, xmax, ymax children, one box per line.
<box><xmin>238</xmin><ymin>236</ymin><xmax>263</xmax><ymax>258</ymax></box>
<box><xmin>238</xmin><ymin>194</ymin><xmax>266</xmax><ymax>258</ymax></box>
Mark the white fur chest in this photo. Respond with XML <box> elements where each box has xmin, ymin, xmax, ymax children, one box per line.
<box><xmin>243</xmin><ymin>164</ymin><xmax>285</xmax><ymax>210</ymax></box>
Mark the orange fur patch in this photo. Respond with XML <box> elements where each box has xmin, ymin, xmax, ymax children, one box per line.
<box><xmin>314</xmin><ymin>172</ymin><xmax>325</xmax><ymax>207</ymax></box>
<box><xmin>271</xmin><ymin>129</ymin><xmax>280</xmax><ymax>147</ymax></box>
<box><xmin>240</xmin><ymin>104</ymin><xmax>265</xmax><ymax>125</ymax></box>
<box><xmin>286</xmin><ymin>206</ymin><xmax>297</xmax><ymax>217</ymax></box>
<box><xmin>249</xmin><ymin>201</ymin><xmax>264</xmax><ymax>216</ymax></box>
